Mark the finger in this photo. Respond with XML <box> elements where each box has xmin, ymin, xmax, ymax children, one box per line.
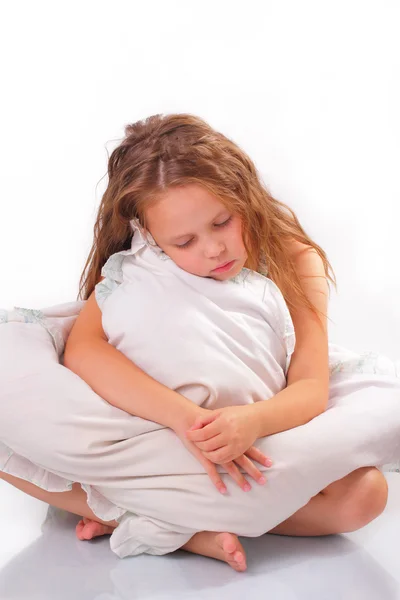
<box><xmin>186</xmin><ymin>418</ymin><xmax>222</xmax><ymax>441</ymax></box>
<box><xmin>189</xmin><ymin>443</ymin><xmax>227</xmax><ymax>495</ymax></box>
<box><xmin>188</xmin><ymin>413</ymin><xmax>219</xmax><ymax>431</ymax></box>
<box><xmin>194</xmin><ymin>434</ymin><xmax>225</xmax><ymax>453</ymax></box>
<box><xmin>245</xmin><ymin>446</ymin><xmax>273</xmax><ymax>467</ymax></box>
<box><xmin>223</xmin><ymin>461</ymin><xmax>251</xmax><ymax>491</ymax></box>
<box><xmin>234</xmin><ymin>455</ymin><xmax>267</xmax><ymax>485</ymax></box>
<box><xmin>204</xmin><ymin>447</ymin><xmax>232</xmax><ymax>464</ymax></box>
<box><xmin>204</xmin><ymin>461</ymin><xmax>228</xmax><ymax>495</ymax></box>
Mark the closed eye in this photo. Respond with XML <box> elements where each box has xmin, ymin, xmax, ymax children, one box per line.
<box><xmin>175</xmin><ymin>216</ymin><xmax>232</xmax><ymax>249</ymax></box>
<box><xmin>176</xmin><ymin>238</ymin><xmax>194</xmax><ymax>249</ymax></box>
<box><xmin>214</xmin><ymin>216</ymin><xmax>232</xmax><ymax>228</ymax></box>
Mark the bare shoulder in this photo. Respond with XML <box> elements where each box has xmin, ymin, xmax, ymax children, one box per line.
<box><xmin>285</xmin><ymin>239</ymin><xmax>326</xmax><ymax>279</ymax></box>
<box><xmin>286</xmin><ymin>238</ymin><xmax>317</xmax><ymax>259</ymax></box>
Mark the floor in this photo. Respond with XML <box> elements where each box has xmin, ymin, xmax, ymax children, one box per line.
<box><xmin>0</xmin><ymin>473</ymin><xmax>399</xmax><ymax>600</ymax></box>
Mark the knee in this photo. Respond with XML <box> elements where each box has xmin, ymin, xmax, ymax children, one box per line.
<box><xmin>338</xmin><ymin>467</ymin><xmax>388</xmax><ymax>532</ymax></box>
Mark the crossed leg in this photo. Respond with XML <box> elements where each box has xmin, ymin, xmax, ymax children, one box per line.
<box><xmin>0</xmin><ymin>466</ymin><xmax>388</xmax><ymax>572</ymax></box>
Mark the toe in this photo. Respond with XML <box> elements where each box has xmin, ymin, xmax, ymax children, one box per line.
<box><xmin>216</xmin><ymin>533</ymin><xmax>247</xmax><ymax>572</ymax></box>
<box><xmin>227</xmin><ymin>552</ymin><xmax>247</xmax><ymax>572</ymax></box>
<box><xmin>84</xmin><ymin>521</ymin><xmax>100</xmax><ymax>539</ymax></box>
<box><xmin>223</xmin><ymin>538</ymin><xmax>237</xmax><ymax>554</ymax></box>
<box><xmin>233</xmin><ymin>550</ymin><xmax>245</xmax><ymax>564</ymax></box>
<box><xmin>231</xmin><ymin>551</ymin><xmax>247</xmax><ymax>571</ymax></box>
<box><xmin>217</xmin><ymin>532</ymin><xmax>237</xmax><ymax>554</ymax></box>
<box><xmin>75</xmin><ymin>520</ymin><xmax>86</xmax><ymax>541</ymax></box>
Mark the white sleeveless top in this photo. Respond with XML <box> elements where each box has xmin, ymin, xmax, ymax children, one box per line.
<box><xmin>95</xmin><ymin>219</ymin><xmax>296</xmax><ymax>408</ymax></box>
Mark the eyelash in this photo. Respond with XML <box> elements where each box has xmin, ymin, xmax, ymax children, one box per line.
<box><xmin>176</xmin><ymin>217</ymin><xmax>232</xmax><ymax>249</ymax></box>
<box><xmin>216</xmin><ymin>216</ymin><xmax>232</xmax><ymax>228</ymax></box>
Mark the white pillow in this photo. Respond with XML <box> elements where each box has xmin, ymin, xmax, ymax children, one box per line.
<box><xmin>1</xmin><ymin>303</ymin><xmax>399</xmax><ymax>557</ymax></box>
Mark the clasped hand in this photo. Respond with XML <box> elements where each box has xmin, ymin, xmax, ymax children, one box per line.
<box><xmin>177</xmin><ymin>405</ymin><xmax>272</xmax><ymax>494</ymax></box>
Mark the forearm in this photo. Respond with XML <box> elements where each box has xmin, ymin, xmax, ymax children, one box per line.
<box><xmin>63</xmin><ymin>338</ymin><xmax>199</xmax><ymax>432</ymax></box>
<box><xmin>251</xmin><ymin>379</ymin><xmax>329</xmax><ymax>438</ymax></box>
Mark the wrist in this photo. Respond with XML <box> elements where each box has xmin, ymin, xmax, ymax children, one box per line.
<box><xmin>167</xmin><ymin>394</ymin><xmax>207</xmax><ymax>433</ymax></box>
<box><xmin>247</xmin><ymin>403</ymin><xmax>263</xmax><ymax>439</ymax></box>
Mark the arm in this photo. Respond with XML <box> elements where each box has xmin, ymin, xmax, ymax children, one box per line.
<box><xmin>252</xmin><ymin>243</ymin><xmax>330</xmax><ymax>438</ymax></box>
<box><xmin>63</xmin><ymin>291</ymin><xmax>201</xmax><ymax>432</ymax></box>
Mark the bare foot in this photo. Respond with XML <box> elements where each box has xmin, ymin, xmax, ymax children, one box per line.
<box><xmin>76</xmin><ymin>517</ymin><xmax>116</xmax><ymax>541</ymax></box>
<box><xmin>182</xmin><ymin>531</ymin><xmax>247</xmax><ymax>572</ymax></box>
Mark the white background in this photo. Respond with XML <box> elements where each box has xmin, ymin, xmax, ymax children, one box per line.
<box><xmin>0</xmin><ymin>0</ymin><xmax>399</xmax><ymax>359</ymax></box>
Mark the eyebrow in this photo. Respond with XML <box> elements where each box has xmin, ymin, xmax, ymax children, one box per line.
<box><xmin>169</xmin><ymin>210</ymin><xmax>229</xmax><ymax>242</ymax></box>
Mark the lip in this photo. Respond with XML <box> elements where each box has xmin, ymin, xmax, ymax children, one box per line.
<box><xmin>211</xmin><ymin>259</ymin><xmax>236</xmax><ymax>274</ymax></box>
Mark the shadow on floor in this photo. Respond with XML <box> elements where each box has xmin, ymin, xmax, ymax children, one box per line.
<box><xmin>0</xmin><ymin>504</ymin><xmax>399</xmax><ymax>600</ymax></box>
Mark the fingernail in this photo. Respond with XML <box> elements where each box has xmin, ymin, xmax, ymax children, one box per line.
<box><xmin>265</xmin><ymin>458</ymin><xmax>273</xmax><ymax>467</ymax></box>
<box><xmin>219</xmin><ymin>485</ymin><xmax>227</xmax><ymax>494</ymax></box>
<box><xmin>258</xmin><ymin>476</ymin><xmax>266</xmax><ymax>485</ymax></box>
<box><xmin>243</xmin><ymin>483</ymin><xmax>251</xmax><ymax>492</ymax></box>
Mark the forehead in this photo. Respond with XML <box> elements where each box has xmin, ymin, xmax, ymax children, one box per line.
<box><xmin>145</xmin><ymin>185</ymin><xmax>228</xmax><ymax>233</ymax></box>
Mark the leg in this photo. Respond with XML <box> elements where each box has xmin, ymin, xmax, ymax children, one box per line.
<box><xmin>176</xmin><ymin>466</ymin><xmax>388</xmax><ymax>571</ymax></box>
<box><xmin>269</xmin><ymin>467</ymin><xmax>388</xmax><ymax>536</ymax></box>
<box><xmin>0</xmin><ymin>469</ymin><xmax>247</xmax><ymax>570</ymax></box>
<box><xmin>0</xmin><ymin>470</ymin><xmax>118</xmax><ymax>538</ymax></box>
<box><xmin>0</xmin><ymin>466</ymin><xmax>386</xmax><ymax>574</ymax></box>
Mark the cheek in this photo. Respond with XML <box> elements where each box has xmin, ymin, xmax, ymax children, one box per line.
<box><xmin>169</xmin><ymin>250</ymin><xmax>201</xmax><ymax>272</ymax></box>
<box><xmin>230</xmin><ymin>221</ymin><xmax>246</xmax><ymax>250</ymax></box>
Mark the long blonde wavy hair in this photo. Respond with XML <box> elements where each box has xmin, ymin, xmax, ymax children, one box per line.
<box><xmin>79</xmin><ymin>113</ymin><xmax>337</xmax><ymax>321</ymax></box>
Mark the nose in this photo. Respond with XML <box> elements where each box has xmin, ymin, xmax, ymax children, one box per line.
<box><xmin>203</xmin><ymin>239</ymin><xmax>225</xmax><ymax>259</ymax></box>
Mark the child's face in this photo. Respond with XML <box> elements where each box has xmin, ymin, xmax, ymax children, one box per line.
<box><xmin>145</xmin><ymin>184</ymin><xmax>248</xmax><ymax>280</ymax></box>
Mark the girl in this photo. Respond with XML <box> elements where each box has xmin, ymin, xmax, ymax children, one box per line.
<box><xmin>63</xmin><ymin>113</ymin><xmax>390</xmax><ymax>567</ymax></box>
<box><xmin>0</xmin><ymin>113</ymin><xmax>398</xmax><ymax>572</ymax></box>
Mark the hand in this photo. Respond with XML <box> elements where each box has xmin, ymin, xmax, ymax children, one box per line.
<box><xmin>176</xmin><ymin>427</ymin><xmax>270</xmax><ymax>494</ymax></box>
<box><xmin>186</xmin><ymin>405</ymin><xmax>272</xmax><ymax>465</ymax></box>
<box><xmin>173</xmin><ymin>406</ymin><xmax>271</xmax><ymax>494</ymax></box>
